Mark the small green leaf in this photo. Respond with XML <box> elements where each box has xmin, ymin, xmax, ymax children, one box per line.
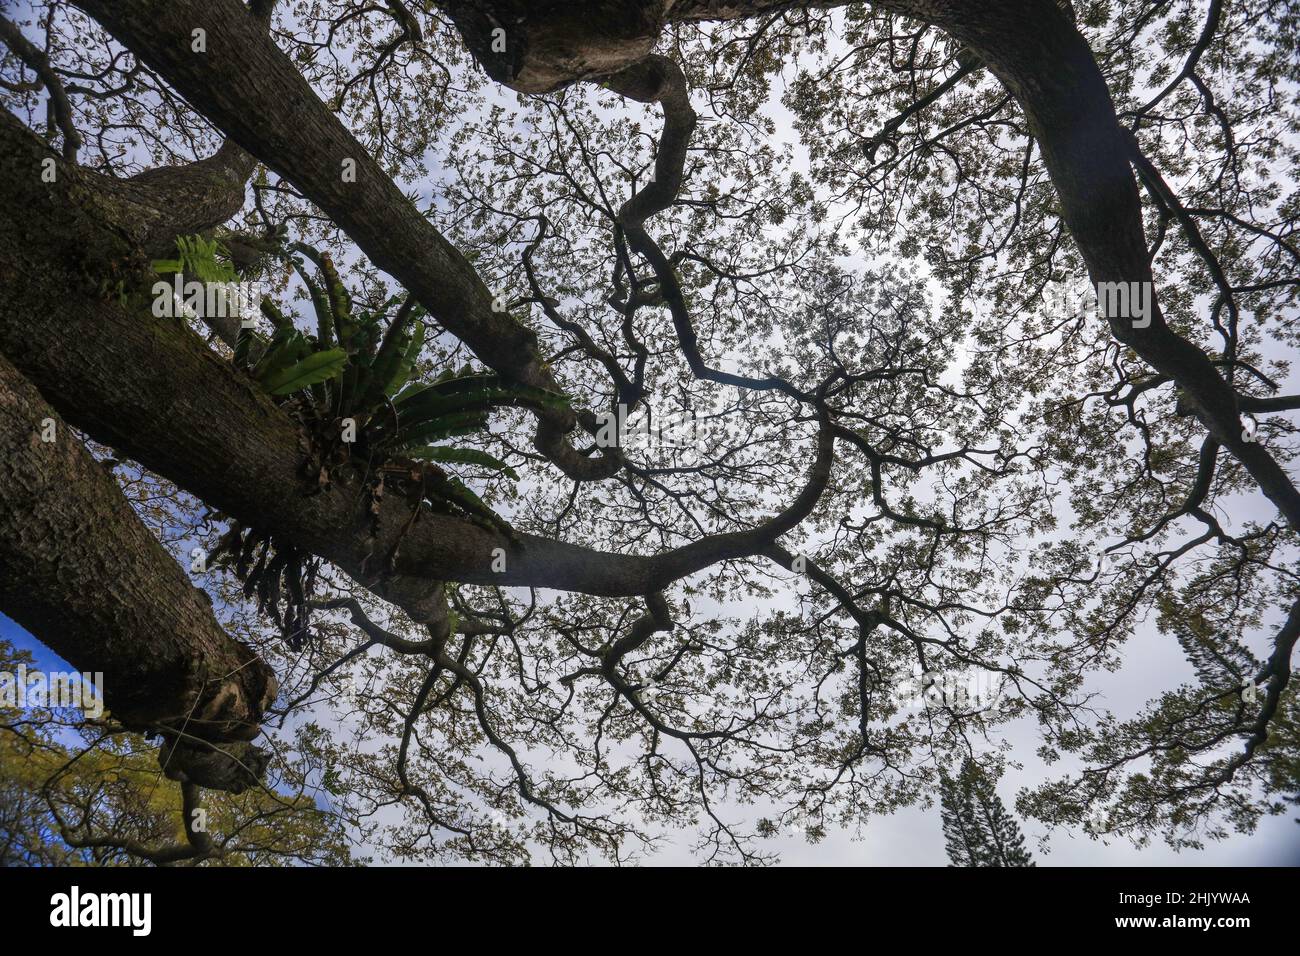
<box><xmin>391</xmin><ymin>411</ymin><xmax>488</xmax><ymax>448</ymax></box>
<box><xmin>405</xmin><ymin>445</ymin><xmax>518</xmax><ymax>480</ymax></box>
<box><xmin>383</xmin><ymin>321</ymin><xmax>425</xmax><ymax>398</ymax></box>
<box><xmin>261</xmin><ymin>348</ymin><xmax>349</xmax><ymax>395</ymax></box>
<box><xmin>252</xmin><ymin>328</ymin><xmax>307</xmax><ymax>383</ymax></box>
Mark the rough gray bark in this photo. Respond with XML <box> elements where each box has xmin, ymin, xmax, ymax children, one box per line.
<box><xmin>0</xmin><ymin>351</ymin><xmax>275</xmax><ymax>793</ymax></box>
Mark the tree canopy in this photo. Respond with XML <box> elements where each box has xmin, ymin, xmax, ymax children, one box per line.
<box><xmin>0</xmin><ymin>0</ymin><xmax>1297</xmax><ymax>865</ymax></box>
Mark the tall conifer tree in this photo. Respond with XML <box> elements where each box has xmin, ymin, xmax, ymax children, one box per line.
<box><xmin>941</xmin><ymin>759</ymin><xmax>1035</xmax><ymax>867</ymax></box>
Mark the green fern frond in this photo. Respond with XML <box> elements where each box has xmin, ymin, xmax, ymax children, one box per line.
<box><xmin>152</xmin><ymin>234</ymin><xmax>239</xmax><ymax>284</ymax></box>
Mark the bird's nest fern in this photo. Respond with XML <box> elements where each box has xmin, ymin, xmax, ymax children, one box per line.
<box><xmin>158</xmin><ymin>237</ymin><xmax>569</xmax><ymax>647</ymax></box>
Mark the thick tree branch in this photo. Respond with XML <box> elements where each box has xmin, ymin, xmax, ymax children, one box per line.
<box><xmin>73</xmin><ymin>0</ymin><xmax>620</xmax><ymax>482</ymax></box>
<box><xmin>0</xmin><ymin>112</ymin><xmax>834</xmax><ymax>599</ymax></box>
<box><xmin>0</xmin><ymin>351</ymin><xmax>275</xmax><ymax>792</ymax></box>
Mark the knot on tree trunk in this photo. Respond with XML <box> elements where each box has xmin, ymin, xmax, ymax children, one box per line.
<box><xmin>159</xmin><ymin>736</ymin><xmax>271</xmax><ymax>795</ymax></box>
<box><xmin>185</xmin><ymin>643</ymin><xmax>279</xmax><ymax>742</ymax></box>
<box><xmin>441</xmin><ymin>0</ymin><xmax>669</xmax><ymax>93</ymax></box>
<box><xmin>149</xmin><ymin>644</ymin><xmax>277</xmax><ymax>794</ymax></box>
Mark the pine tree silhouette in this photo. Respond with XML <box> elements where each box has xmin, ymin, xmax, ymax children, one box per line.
<box><xmin>940</xmin><ymin>759</ymin><xmax>1035</xmax><ymax>866</ymax></box>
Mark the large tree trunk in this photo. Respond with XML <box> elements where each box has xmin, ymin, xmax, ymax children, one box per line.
<box><xmin>0</xmin><ymin>351</ymin><xmax>275</xmax><ymax>793</ymax></box>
